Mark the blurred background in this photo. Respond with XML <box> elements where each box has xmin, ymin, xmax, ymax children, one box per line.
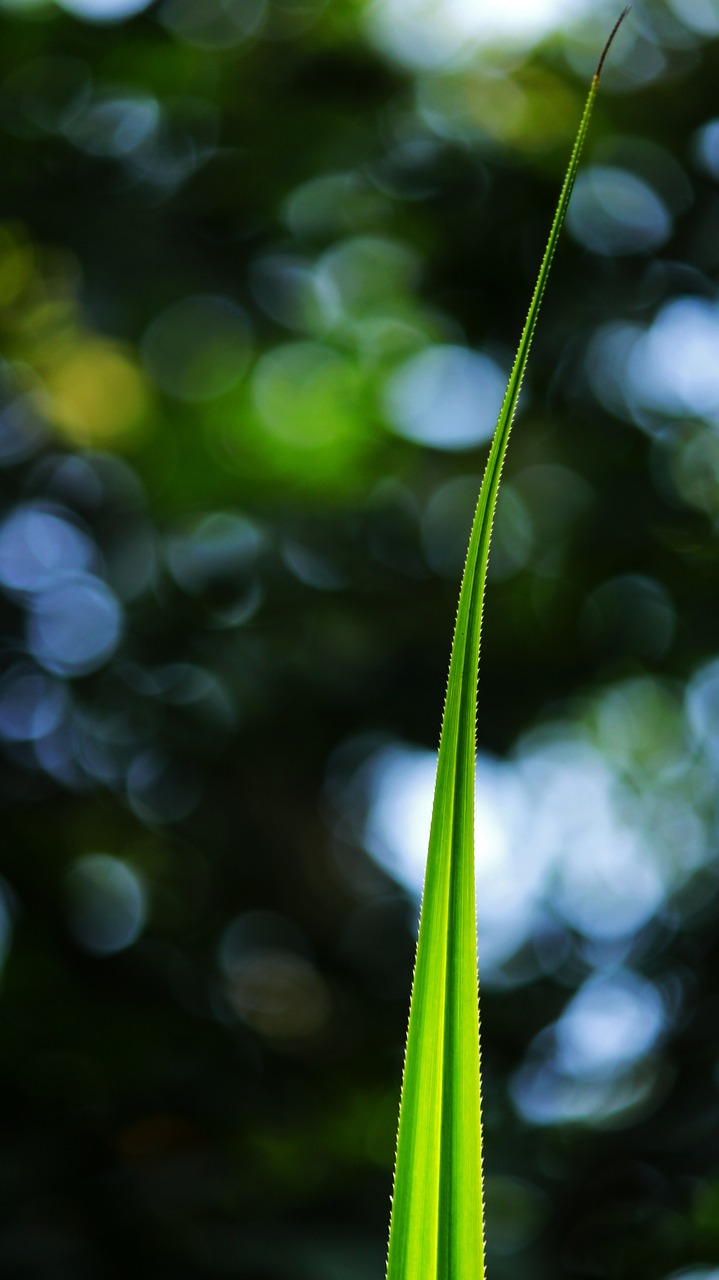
<box><xmin>1</xmin><ymin>0</ymin><xmax>719</xmax><ymax>1276</ymax></box>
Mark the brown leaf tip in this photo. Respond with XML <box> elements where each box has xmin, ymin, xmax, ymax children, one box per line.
<box><xmin>595</xmin><ymin>6</ymin><xmax>631</xmax><ymax>83</ymax></box>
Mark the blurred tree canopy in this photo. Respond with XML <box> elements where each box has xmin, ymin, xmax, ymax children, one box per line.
<box><xmin>2</xmin><ymin>0</ymin><xmax>719</xmax><ymax>1277</ymax></box>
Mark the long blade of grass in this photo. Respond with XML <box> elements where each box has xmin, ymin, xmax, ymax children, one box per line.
<box><xmin>385</xmin><ymin>12</ymin><xmax>630</xmax><ymax>1280</ymax></box>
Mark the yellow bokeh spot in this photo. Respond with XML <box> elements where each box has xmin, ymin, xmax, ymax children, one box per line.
<box><xmin>0</xmin><ymin>225</ymin><xmax>34</xmax><ymax>309</ymax></box>
<box><xmin>422</xmin><ymin>65</ymin><xmax>580</xmax><ymax>153</ymax></box>
<box><xmin>43</xmin><ymin>338</ymin><xmax>150</xmax><ymax>446</ymax></box>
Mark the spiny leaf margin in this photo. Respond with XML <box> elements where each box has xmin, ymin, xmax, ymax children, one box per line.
<box><xmin>385</xmin><ymin>11</ymin><xmax>630</xmax><ymax>1280</ymax></box>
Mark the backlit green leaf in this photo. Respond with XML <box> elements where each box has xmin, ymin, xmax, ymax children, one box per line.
<box><xmin>385</xmin><ymin>12</ymin><xmax>630</xmax><ymax>1280</ymax></box>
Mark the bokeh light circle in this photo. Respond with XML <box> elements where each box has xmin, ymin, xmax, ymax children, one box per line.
<box><xmin>56</xmin><ymin>0</ymin><xmax>153</xmax><ymax>21</ymax></box>
<box><xmin>28</xmin><ymin>574</ymin><xmax>123</xmax><ymax>677</ymax></box>
<box><xmin>64</xmin><ymin>854</ymin><xmax>147</xmax><ymax>954</ymax></box>
<box><xmin>142</xmin><ymin>295</ymin><xmax>252</xmax><ymax>403</ymax></box>
<box><xmin>383</xmin><ymin>345</ymin><xmax>506</xmax><ymax>451</ymax></box>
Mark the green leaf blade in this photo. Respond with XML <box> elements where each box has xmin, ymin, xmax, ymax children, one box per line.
<box><xmin>385</xmin><ymin>13</ymin><xmax>629</xmax><ymax>1280</ymax></box>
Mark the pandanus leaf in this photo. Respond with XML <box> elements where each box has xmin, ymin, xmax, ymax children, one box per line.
<box><xmin>385</xmin><ymin>12</ymin><xmax>630</xmax><ymax>1280</ymax></box>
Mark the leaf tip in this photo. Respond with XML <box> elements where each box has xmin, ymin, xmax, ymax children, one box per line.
<box><xmin>594</xmin><ymin>6</ymin><xmax>631</xmax><ymax>83</ymax></box>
